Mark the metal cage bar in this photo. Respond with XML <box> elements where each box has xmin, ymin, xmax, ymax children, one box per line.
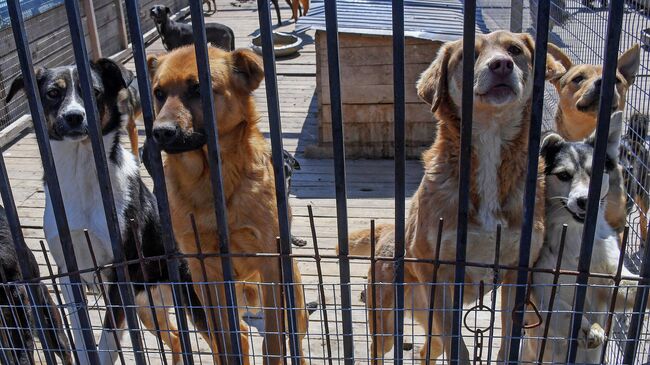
<box><xmin>255</xmin><ymin>0</ymin><xmax>303</xmax><ymax>363</ymax></box>
<box><xmin>187</xmin><ymin>1</ymin><xmax>243</xmax><ymax>363</ymax></box>
<box><xmin>5</xmin><ymin>1</ymin><xmax>101</xmax><ymax>362</ymax></box>
<box><xmin>507</xmin><ymin>0</ymin><xmax>551</xmax><ymax>362</ymax></box>
<box><xmin>450</xmin><ymin>1</ymin><xmax>476</xmax><ymax>363</ymax></box>
<box><xmin>566</xmin><ymin>2</ymin><xmax>626</xmax><ymax>363</ymax></box>
<box><xmin>391</xmin><ymin>0</ymin><xmax>406</xmax><ymax>363</ymax></box>
<box><xmin>323</xmin><ymin>0</ymin><xmax>355</xmax><ymax>363</ymax></box>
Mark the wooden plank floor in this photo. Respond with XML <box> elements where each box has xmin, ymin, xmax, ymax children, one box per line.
<box><xmin>4</xmin><ymin>0</ymin><xmax>649</xmax><ymax>364</ymax></box>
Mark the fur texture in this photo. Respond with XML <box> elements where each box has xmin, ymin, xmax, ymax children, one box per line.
<box><xmin>147</xmin><ymin>45</ymin><xmax>308</xmax><ymax>365</ymax></box>
<box><xmin>523</xmin><ymin>111</ymin><xmax>640</xmax><ymax>363</ymax></box>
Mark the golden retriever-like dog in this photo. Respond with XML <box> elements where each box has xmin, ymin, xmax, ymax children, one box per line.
<box><xmin>549</xmin><ymin>44</ymin><xmax>641</xmax><ymax>238</ymax></box>
<box><xmin>346</xmin><ymin>31</ymin><xmax>569</xmax><ymax>364</ymax></box>
<box><xmin>147</xmin><ymin>45</ymin><xmax>308</xmax><ymax>365</ymax></box>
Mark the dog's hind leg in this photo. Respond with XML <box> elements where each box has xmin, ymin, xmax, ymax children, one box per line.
<box><xmin>410</xmin><ymin>283</ymin><xmax>443</xmax><ymax>365</ymax></box>
<box><xmin>135</xmin><ymin>285</ymin><xmax>183</xmax><ymax>365</ymax></box>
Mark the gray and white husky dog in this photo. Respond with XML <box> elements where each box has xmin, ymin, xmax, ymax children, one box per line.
<box><xmin>522</xmin><ymin>111</ymin><xmax>640</xmax><ymax>364</ymax></box>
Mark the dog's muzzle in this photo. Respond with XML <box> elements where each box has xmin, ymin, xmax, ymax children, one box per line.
<box><xmin>152</xmin><ymin>124</ymin><xmax>207</xmax><ymax>154</ymax></box>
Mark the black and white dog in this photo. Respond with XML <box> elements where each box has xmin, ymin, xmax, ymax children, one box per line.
<box><xmin>149</xmin><ymin>5</ymin><xmax>235</xmax><ymax>51</ymax></box>
<box><xmin>0</xmin><ymin>205</ymin><xmax>72</xmax><ymax>365</ymax></box>
<box><xmin>6</xmin><ymin>59</ymin><xmax>211</xmax><ymax>365</ymax></box>
<box><xmin>523</xmin><ymin>111</ymin><xmax>641</xmax><ymax>363</ymax></box>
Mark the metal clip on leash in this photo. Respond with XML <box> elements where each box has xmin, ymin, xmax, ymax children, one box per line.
<box><xmin>463</xmin><ymin>281</ymin><xmax>494</xmax><ymax>365</ymax></box>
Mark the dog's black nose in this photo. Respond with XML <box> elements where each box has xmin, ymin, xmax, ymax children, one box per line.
<box><xmin>152</xmin><ymin>124</ymin><xmax>180</xmax><ymax>145</ymax></box>
<box><xmin>489</xmin><ymin>57</ymin><xmax>514</xmax><ymax>77</ymax></box>
<box><xmin>576</xmin><ymin>197</ymin><xmax>587</xmax><ymax>211</ymax></box>
<box><xmin>63</xmin><ymin>111</ymin><xmax>85</xmax><ymax>128</ymax></box>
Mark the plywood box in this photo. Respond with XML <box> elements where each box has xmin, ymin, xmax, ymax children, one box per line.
<box><xmin>308</xmin><ymin>31</ymin><xmax>441</xmax><ymax>159</ymax></box>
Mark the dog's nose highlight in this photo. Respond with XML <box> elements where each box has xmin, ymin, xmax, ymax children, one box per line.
<box><xmin>64</xmin><ymin>112</ymin><xmax>85</xmax><ymax>128</ymax></box>
<box><xmin>153</xmin><ymin>124</ymin><xmax>179</xmax><ymax>144</ymax></box>
<box><xmin>576</xmin><ymin>197</ymin><xmax>587</xmax><ymax>211</ymax></box>
<box><xmin>489</xmin><ymin>57</ymin><xmax>514</xmax><ymax>76</ymax></box>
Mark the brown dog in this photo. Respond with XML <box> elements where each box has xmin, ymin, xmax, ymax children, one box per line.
<box><xmin>116</xmin><ymin>71</ymin><xmax>141</xmax><ymax>159</ymax></box>
<box><xmin>147</xmin><ymin>46</ymin><xmax>308</xmax><ymax>365</ymax></box>
<box><xmin>347</xmin><ymin>31</ymin><xmax>568</xmax><ymax>364</ymax></box>
<box><xmin>550</xmin><ymin>44</ymin><xmax>640</xmax><ymax>236</ymax></box>
<box><xmin>290</xmin><ymin>0</ymin><xmax>309</xmax><ymax>21</ymax></box>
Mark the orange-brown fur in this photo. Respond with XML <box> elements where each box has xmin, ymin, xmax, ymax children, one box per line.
<box><xmin>550</xmin><ymin>45</ymin><xmax>640</xmax><ymax>235</ymax></box>
<box><xmin>148</xmin><ymin>46</ymin><xmax>308</xmax><ymax>365</ymax></box>
<box><xmin>348</xmin><ymin>31</ymin><xmax>569</xmax><ymax>364</ymax></box>
<box><xmin>290</xmin><ymin>0</ymin><xmax>310</xmax><ymax>21</ymax></box>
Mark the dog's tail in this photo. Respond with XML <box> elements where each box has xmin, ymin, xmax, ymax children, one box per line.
<box><xmin>337</xmin><ymin>223</ymin><xmax>393</xmax><ymax>256</ymax></box>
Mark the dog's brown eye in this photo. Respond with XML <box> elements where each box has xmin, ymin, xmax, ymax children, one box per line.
<box><xmin>572</xmin><ymin>75</ymin><xmax>585</xmax><ymax>84</ymax></box>
<box><xmin>46</xmin><ymin>89</ymin><xmax>60</xmax><ymax>99</ymax></box>
<box><xmin>507</xmin><ymin>45</ymin><xmax>522</xmax><ymax>56</ymax></box>
<box><xmin>154</xmin><ymin>88</ymin><xmax>166</xmax><ymax>101</ymax></box>
<box><xmin>556</xmin><ymin>171</ymin><xmax>572</xmax><ymax>181</ymax></box>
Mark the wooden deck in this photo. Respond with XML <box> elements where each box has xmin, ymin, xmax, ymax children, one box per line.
<box><xmin>3</xmin><ymin>0</ymin><xmax>649</xmax><ymax>364</ymax></box>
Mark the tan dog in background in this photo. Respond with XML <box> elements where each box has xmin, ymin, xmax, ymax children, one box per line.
<box><xmin>549</xmin><ymin>44</ymin><xmax>640</xmax><ymax>236</ymax></box>
<box><xmin>346</xmin><ymin>31</ymin><xmax>568</xmax><ymax>364</ymax></box>
<box><xmin>147</xmin><ymin>46</ymin><xmax>308</xmax><ymax>365</ymax></box>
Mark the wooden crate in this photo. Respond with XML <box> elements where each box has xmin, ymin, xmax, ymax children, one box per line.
<box><xmin>308</xmin><ymin>31</ymin><xmax>441</xmax><ymax>159</ymax></box>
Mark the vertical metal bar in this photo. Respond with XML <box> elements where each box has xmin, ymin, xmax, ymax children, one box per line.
<box><xmin>122</xmin><ymin>0</ymin><xmax>197</xmax><ymax>362</ymax></box>
<box><xmin>369</xmin><ymin>220</ymin><xmax>378</xmax><ymax>364</ymax></box>
<box><xmin>323</xmin><ymin>0</ymin><xmax>354</xmax><ymax>363</ymax></box>
<box><xmin>276</xmin><ymin>238</ymin><xmax>288</xmax><ymax>365</ymax></box>
<box><xmin>485</xmin><ymin>224</ymin><xmax>501</xmax><ymax>363</ymax></box>
<box><xmin>5</xmin><ymin>1</ymin><xmax>100</xmax><ymax>362</ymax></box>
<box><xmin>255</xmin><ymin>1</ymin><xmax>302</xmax><ymax>363</ymax></box>
<box><xmin>391</xmin><ymin>0</ymin><xmax>406</xmax><ymax>363</ymax></box>
<box><xmin>566</xmin><ymin>2</ymin><xmax>625</xmax><ymax>362</ymax></box>
<box><xmin>623</xmin><ymin>236</ymin><xmax>650</xmax><ymax>364</ymax></box>
<box><xmin>509</xmin><ymin>0</ymin><xmax>524</xmax><ymax>32</ymax></box>
<box><xmin>307</xmin><ymin>205</ymin><xmax>333</xmax><ymax>365</ymax></box>
<box><xmin>187</xmin><ymin>1</ymin><xmax>243</xmax><ymax>362</ymax></box>
<box><xmin>450</xmin><ymin>1</ymin><xmax>475</xmax><ymax>363</ymax></box>
<box><xmin>507</xmin><ymin>0</ymin><xmax>550</xmax><ymax>362</ymax></box>
<box><xmin>62</xmin><ymin>0</ymin><xmax>146</xmax><ymax>362</ymax></box>
<box><xmin>0</xmin><ymin>149</ymin><xmax>57</xmax><ymax>365</ymax></box>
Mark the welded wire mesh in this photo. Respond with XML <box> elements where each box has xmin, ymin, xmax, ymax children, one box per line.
<box><xmin>0</xmin><ymin>0</ymin><xmax>649</xmax><ymax>364</ymax></box>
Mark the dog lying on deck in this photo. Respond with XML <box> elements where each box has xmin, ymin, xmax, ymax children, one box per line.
<box><xmin>344</xmin><ymin>31</ymin><xmax>569</xmax><ymax>364</ymax></box>
<box><xmin>523</xmin><ymin>111</ymin><xmax>641</xmax><ymax>363</ymax></box>
<box><xmin>6</xmin><ymin>59</ymin><xmax>217</xmax><ymax>365</ymax></box>
<box><xmin>147</xmin><ymin>45</ymin><xmax>309</xmax><ymax>365</ymax></box>
<box><xmin>548</xmin><ymin>44</ymin><xmax>640</xmax><ymax>239</ymax></box>
<box><xmin>150</xmin><ymin>5</ymin><xmax>235</xmax><ymax>51</ymax></box>
<box><xmin>0</xmin><ymin>205</ymin><xmax>72</xmax><ymax>365</ymax></box>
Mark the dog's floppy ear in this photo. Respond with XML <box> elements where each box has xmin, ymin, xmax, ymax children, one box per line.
<box><xmin>540</xmin><ymin>132</ymin><xmax>564</xmax><ymax>169</ymax></box>
<box><xmin>93</xmin><ymin>58</ymin><xmax>128</xmax><ymax>98</ymax></box>
<box><xmin>6</xmin><ymin>75</ymin><xmax>24</xmax><ymax>104</ymax></box>
<box><xmin>417</xmin><ymin>41</ymin><xmax>454</xmax><ymax>113</ymax></box>
<box><xmin>6</xmin><ymin>68</ymin><xmax>45</xmax><ymax>103</ymax></box>
<box><xmin>147</xmin><ymin>54</ymin><xmax>164</xmax><ymax>80</ymax></box>
<box><xmin>231</xmin><ymin>48</ymin><xmax>264</xmax><ymax>93</ymax></box>
<box><xmin>617</xmin><ymin>44</ymin><xmax>640</xmax><ymax>85</ymax></box>
<box><xmin>584</xmin><ymin>111</ymin><xmax>623</xmax><ymax>163</ymax></box>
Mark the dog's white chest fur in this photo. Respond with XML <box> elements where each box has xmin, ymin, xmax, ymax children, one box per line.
<box><xmin>43</xmin><ymin>132</ymin><xmax>137</xmax><ymax>278</ymax></box>
<box><xmin>475</xmin><ymin>124</ymin><xmax>504</xmax><ymax>229</ymax></box>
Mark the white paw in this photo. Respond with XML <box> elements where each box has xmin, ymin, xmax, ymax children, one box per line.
<box><xmin>580</xmin><ymin>323</ymin><xmax>606</xmax><ymax>349</ymax></box>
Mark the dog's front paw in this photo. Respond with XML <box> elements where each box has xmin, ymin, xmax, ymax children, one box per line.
<box><xmin>580</xmin><ymin>323</ymin><xmax>606</xmax><ymax>349</ymax></box>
